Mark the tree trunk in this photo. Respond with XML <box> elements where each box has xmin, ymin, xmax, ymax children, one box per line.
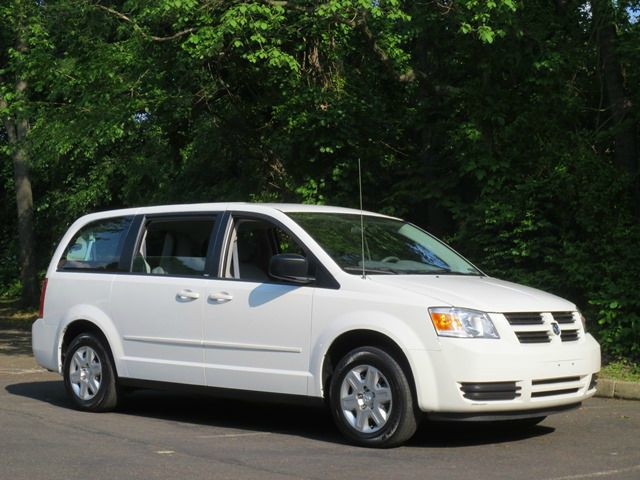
<box><xmin>1</xmin><ymin>111</ymin><xmax>38</xmax><ymax>306</ymax></box>
<box><xmin>591</xmin><ymin>0</ymin><xmax>639</xmax><ymax>203</ymax></box>
<box><xmin>13</xmin><ymin>127</ymin><xmax>38</xmax><ymax>306</ymax></box>
<box><xmin>1</xmin><ymin>35</ymin><xmax>39</xmax><ymax>306</ymax></box>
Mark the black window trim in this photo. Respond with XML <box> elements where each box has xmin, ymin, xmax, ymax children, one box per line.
<box><xmin>119</xmin><ymin>215</ymin><xmax>143</xmax><ymax>272</ymax></box>
<box><xmin>218</xmin><ymin>210</ymin><xmax>340</xmax><ymax>290</ymax></box>
<box><xmin>55</xmin><ymin>209</ymin><xmax>340</xmax><ymax>290</ymax></box>
<box><xmin>123</xmin><ymin>212</ymin><xmax>224</xmax><ymax>279</ymax></box>
<box><xmin>57</xmin><ymin>215</ymin><xmax>137</xmax><ymax>274</ymax></box>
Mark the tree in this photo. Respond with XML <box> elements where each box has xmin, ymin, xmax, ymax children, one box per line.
<box><xmin>0</xmin><ymin>0</ymin><xmax>638</xmax><ymax>359</ymax></box>
<box><xmin>591</xmin><ymin>0</ymin><xmax>639</xmax><ymax>212</ymax></box>
<box><xmin>0</xmin><ymin>1</ymin><xmax>38</xmax><ymax>306</ymax></box>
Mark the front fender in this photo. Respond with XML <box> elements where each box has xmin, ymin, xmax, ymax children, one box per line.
<box><xmin>308</xmin><ymin>310</ymin><xmax>439</xmax><ymax>404</ymax></box>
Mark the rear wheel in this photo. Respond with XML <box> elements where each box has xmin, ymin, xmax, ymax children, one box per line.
<box><xmin>63</xmin><ymin>333</ymin><xmax>118</xmax><ymax>412</ymax></box>
<box><xmin>329</xmin><ymin>347</ymin><xmax>419</xmax><ymax>448</ymax></box>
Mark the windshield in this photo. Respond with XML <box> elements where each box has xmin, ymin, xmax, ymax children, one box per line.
<box><xmin>287</xmin><ymin>212</ymin><xmax>481</xmax><ymax>275</ymax></box>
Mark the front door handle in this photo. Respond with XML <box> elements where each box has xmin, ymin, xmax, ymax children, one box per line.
<box><xmin>208</xmin><ymin>292</ymin><xmax>233</xmax><ymax>302</ymax></box>
<box><xmin>177</xmin><ymin>289</ymin><xmax>200</xmax><ymax>301</ymax></box>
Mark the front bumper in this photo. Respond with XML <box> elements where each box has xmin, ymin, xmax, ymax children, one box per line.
<box><xmin>411</xmin><ymin>333</ymin><xmax>601</xmax><ymax>414</ymax></box>
<box><xmin>428</xmin><ymin>402</ymin><xmax>581</xmax><ymax>422</ymax></box>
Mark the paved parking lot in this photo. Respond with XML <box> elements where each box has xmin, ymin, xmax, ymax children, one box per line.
<box><xmin>1</xmin><ymin>328</ymin><xmax>639</xmax><ymax>480</ymax></box>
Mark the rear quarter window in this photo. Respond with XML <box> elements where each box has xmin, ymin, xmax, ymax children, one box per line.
<box><xmin>58</xmin><ymin>216</ymin><xmax>133</xmax><ymax>272</ymax></box>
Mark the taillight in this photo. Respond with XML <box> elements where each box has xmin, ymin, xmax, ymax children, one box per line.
<box><xmin>39</xmin><ymin>278</ymin><xmax>48</xmax><ymax>318</ymax></box>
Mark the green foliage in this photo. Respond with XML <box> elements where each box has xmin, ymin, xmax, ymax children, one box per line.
<box><xmin>0</xmin><ymin>278</ymin><xmax>22</xmax><ymax>299</ymax></box>
<box><xmin>601</xmin><ymin>359</ymin><xmax>640</xmax><ymax>382</ymax></box>
<box><xmin>1</xmin><ymin>0</ymin><xmax>639</xmax><ymax>359</ymax></box>
<box><xmin>459</xmin><ymin>0</ymin><xmax>517</xmax><ymax>43</ymax></box>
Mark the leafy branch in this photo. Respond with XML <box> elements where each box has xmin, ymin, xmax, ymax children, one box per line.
<box><xmin>94</xmin><ymin>4</ymin><xmax>197</xmax><ymax>42</ymax></box>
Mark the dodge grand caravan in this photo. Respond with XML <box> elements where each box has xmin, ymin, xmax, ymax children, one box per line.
<box><xmin>32</xmin><ymin>203</ymin><xmax>601</xmax><ymax>447</ymax></box>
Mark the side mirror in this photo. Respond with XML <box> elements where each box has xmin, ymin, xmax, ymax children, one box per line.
<box><xmin>269</xmin><ymin>254</ymin><xmax>314</xmax><ymax>284</ymax></box>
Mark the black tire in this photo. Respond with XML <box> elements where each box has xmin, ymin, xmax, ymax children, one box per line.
<box><xmin>329</xmin><ymin>346</ymin><xmax>420</xmax><ymax>448</ymax></box>
<box><xmin>63</xmin><ymin>333</ymin><xmax>118</xmax><ymax>412</ymax></box>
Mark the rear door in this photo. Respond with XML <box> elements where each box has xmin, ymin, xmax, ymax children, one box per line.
<box><xmin>111</xmin><ymin>213</ymin><xmax>220</xmax><ymax>385</ymax></box>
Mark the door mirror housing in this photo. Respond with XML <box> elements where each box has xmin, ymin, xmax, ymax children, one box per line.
<box><xmin>269</xmin><ymin>254</ymin><xmax>314</xmax><ymax>284</ymax></box>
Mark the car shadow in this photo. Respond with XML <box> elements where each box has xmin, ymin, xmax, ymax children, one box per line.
<box><xmin>5</xmin><ymin>380</ymin><xmax>70</xmax><ymax>407</ymax></box>
<box><xmin>5</xmin><ymin>380</ymin><xmax>344</xmax><ymax>444</ymax></box>
<box><xmin>6</xmin><ymin>380</ymin><xmax>555</xmax><ymax>447</ymax></box>
<box><xmin>118</xmin><ymin>388</ymin><xmax>343</xmax><ymax>443</ymax></box>
<box><xmin>408</xmin><ymin>420</ymin><xmax>555</xmax><ymax>447</ymax></box>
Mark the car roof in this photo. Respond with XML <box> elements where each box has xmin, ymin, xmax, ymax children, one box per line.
<box><xmin>76</xmin><ymin>202</ymin><xmax>397</xmax><ymax>223</ymax></box>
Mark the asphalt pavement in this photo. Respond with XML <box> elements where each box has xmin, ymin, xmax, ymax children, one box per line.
<box><xmin>1</xmin><ymin>327</ymin><xmax>639</xmax><ymax>480</ymax></box>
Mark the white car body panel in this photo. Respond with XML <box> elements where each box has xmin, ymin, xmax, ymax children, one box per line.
<box><xmin>202</xmin><ymin>279</ymin><xmax>313</xmax><ymax>395</ymax></box>
<box><xmin>110</xmin><ymin>274</ymin><xmax>207</xmax><ymax>386</ymax></box>
<box><xmin>369</xmin><ymin>275</ymin><xmax>574</xmax><ymax>312</ymax></box>
<box><xmin>32</xmin><ymin>202</ymin><xmax>601</xmax><ymax>418</ymax></box>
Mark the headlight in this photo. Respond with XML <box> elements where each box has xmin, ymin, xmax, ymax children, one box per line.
<box><xmin>429</xmin><ymin>307</ymin><xmax>500</xmax><ymax>339</ymax></box>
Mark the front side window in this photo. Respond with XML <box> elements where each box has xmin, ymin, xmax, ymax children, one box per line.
<box><xmin>224</xmin><ymin>218</ymin><xmax>307</xmax><ymax>282</ymax></box>
<box><xmin>59</xmin><ymin>216</ymin><xmax>133</xmax><ymax>272</ymax></box>
<box><xmin>287</xmin><ymin>212</ymin><xmax>481</xmax><ymax>276</ymax></box>
<box><xmin>132</xmin><ymin>217</ymin><xmax>216</xmax><ymax>276</ymax></box>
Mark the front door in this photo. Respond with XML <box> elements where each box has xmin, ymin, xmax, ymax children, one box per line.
<box><xmin>202</xmin><ymin>215</ymin><xmax>313</xmax><ymax>395</ymax></box>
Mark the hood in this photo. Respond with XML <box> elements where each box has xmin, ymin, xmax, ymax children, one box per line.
<box><xmin>368</xmin><ymin>275</ymin><xmax>575</xmax><ymax>313</ymax></box>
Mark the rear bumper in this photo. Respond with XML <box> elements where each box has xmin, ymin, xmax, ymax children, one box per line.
<box><xmin>32</xmin><ymin>318</ymin><xmax>60</xmax><ymax>372</ymax></box>
<box><xmin>411</xmin><ymin>333</ymin><xmax>601</xmax><ymax>414</ymax></box>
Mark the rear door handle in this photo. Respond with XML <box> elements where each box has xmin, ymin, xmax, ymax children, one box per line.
<box><xmin>177</xmin><ymin>289</ymin><xmax>200</xmax><ymax>300</ymax></box>
<box><xmin>208</xmin><ymin>292</ymin><xmax>233</xmax><ymax>302</ymax></box>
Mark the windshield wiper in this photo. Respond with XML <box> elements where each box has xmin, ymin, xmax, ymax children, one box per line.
<box><xmin>413</xmin><ymin>269</ymin><xmax>483</xmax><ymax>276</ymax></box>
<box><xmin>343</xmin><ymin>266</ymin><xmax>399</xmax><ymax>275</ymax></box>
<box><xmin>344</xmin><ymin>266</ymin><xmax>483</xmax><ymax>276</ymax></box>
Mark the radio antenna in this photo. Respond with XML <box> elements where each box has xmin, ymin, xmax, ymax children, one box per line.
<box><xmin>358</xmin><ymin>158</ymin><xmax>366</xmax><ymax>279</ymax></box>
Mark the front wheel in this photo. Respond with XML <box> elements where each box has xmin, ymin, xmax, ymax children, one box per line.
<box><xmin>63</xmin><ymin>333</ymin><xmax>118</xmax><ymax>412</ymax></box>
<box><xmin>329</xmin><ymin>347</ymin><xmax>420</xmax><ymax>448</ymax></box>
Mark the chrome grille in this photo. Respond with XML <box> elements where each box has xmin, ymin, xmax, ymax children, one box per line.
<box><xmin>560</xmin><ymin>329</ymin><xmax>579</xmax><ymax>342</ymax></box>
<box><xmin>459</xmin><ymin>381</ymin><xmax>521</xmax><ymax>401</ymax></box>
<box><xmin>504</xmin><ymin>312</ymin><xmax>543</xmax><ymax>325</ymax></box>
<box><xmin>532</xmin><ymin>376</ymin><xmax>580</xmax><ymax>385</ymax></box>
<box><xmin>515</xmin><ymin>331</ymin><xmax>551</xmax><ymax>344</ymax></box>
<box><xmin>552</xmin><ymin>312</ymin><xmax>575</xmax><ymax>324</ymax></box>
<box><xmin>530</xmin><ymin>375</ymin><xmax>587</xmax><ymax>399</ymax></box>
<box><xmin>532</xmin><ymin>388</ymin><xmax>579</xmax><ymax>398</ymax></box>
<box><xmin>504</xmin><ymin>311</ymin><xmax>582</xmax><ymax>344</ymax></box>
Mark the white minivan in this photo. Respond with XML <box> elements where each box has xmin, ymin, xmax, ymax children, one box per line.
<box><xmin>32</xmin><ymin>203</ymin><xmax>600</xmax><ymax>447</ymax></box>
